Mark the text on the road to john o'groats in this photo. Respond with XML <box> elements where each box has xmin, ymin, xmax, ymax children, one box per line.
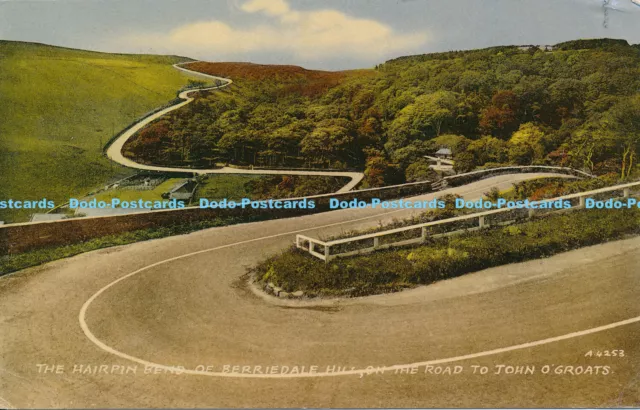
<box><xmin>35</xmin><ymin>362</ymin><xmax>615</xmax><ymax>378</ymax></box>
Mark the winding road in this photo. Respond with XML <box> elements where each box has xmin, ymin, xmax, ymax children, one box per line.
<box><xmin>1</xmin><ymin>172</ymin><xmax>639</xmax><ymax>408</ymax></box>
<box><xmin>105</xmin><ymin>63</ymin><xmax>364</xmax><ymax>193</ymax></box>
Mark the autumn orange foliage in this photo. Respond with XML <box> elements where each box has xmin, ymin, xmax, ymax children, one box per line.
<box><xmin>184</xmin><ymin>61</ymin><xmax>369</xmax><ymax>97</ymax></box>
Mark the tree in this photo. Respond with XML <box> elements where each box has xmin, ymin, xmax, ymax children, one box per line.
<box><xmin>456</xmin><ymin>70</ymin><xmax>487</xmax><ymax>94</ymax></box>
<box><xmin>362</xmin><ymin>149</ymin><xmax>403</xmax><ymax>187</ymax></box>
<box><xmin>388</xmin><ymin>140</ymin><xmax>430</xmax><ymax>169</ymax></box>
<box><xmin>479</xmin><ymin>91</ymin><xmax>521</xmax><ymax>138</ymax></box>
<box><xmin>453</xmin><ymin>152</ymin><xmax>476</xmax><ymax>173</ymax></box>
<box><xmin>513</xmin><ymin>75</ymin><xmax>550</xmax><ymax>122</ymax></box>
<box><xmin>385</xmin><ymin>91</ymin><xmax>458</xmax><ymax>158</ymax></box>
<box><xmin>599</xmin><ymin>95</ymin><xmax>640</xmax><ymax>178</ymax></box>
<box><xmin>363</xmin><ymin>151</ymin><xmax>388</xmax><ymax>187</ymax></box>
<box><xmin>467</xmin><ymin>136</ymin><xmax>508</xmax><ymax>165</ymax></box>
<box><xmin>484</xmin><ymin>187</ymin><xmax>501</xmax><ymax>202</ymax></box>
<box><xmin>405</xmin><ymin>159</ymin><xmax>438</xmax><ymax>182</ymax></box>
<box><xmin>357</xmin><ymin>116</ymin><xmax>382</xmax><ymax>146</ymax></box>
<box><xmin>507</xmin><ymin>143</ymin><xmax>534</xmax><ymax>165</ymax></box>
<box><xmin>300</xmin><ymin>119</ymin><xmax>355</xmax><ymax>167</ymax></box>
<box><xmin>124</xmin><ymin>120</ymin><xmax>172</xmax><ymax>163</ymax></box>
<box><xmin>549</xmin><ymin>78</ymin><xmax>585</xmax><ymax>121</ymax></box>
<box><xmin>412</xmin><ymin>91</ymin><xmax>458</xmax><ymax>137</ymax></box>
<box><xmin>508</xmin><ymin>122</ymin><xmax>547</xmax><ymax>164</ymax></box>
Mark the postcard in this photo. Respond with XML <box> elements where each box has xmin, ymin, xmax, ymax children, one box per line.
<box><xmin>1</xmin><ymin>0</ymin><xmax>639</xmax><ymax>408</ymax></box>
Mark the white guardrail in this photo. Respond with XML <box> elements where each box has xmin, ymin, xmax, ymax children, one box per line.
<box><xmin>296</xmin><ymin>180</ymin><xmax>640</xmax><ymax>263</ymax></box>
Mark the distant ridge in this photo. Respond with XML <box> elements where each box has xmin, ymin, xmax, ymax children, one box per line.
<box><xmin>183</xmin><ymin>61</ymin><xmax>372</xmax><ymax>97</ymax></box>
<box><xmin>384</xmin><ymin>38</ymin><xmax>636</xmax><ymax>65</ymax></box>
<box><xmin>0</xmin><ymin>40</ymin><xmax>194</xmax><ymax>63</ymax></box>
<box><xmin>184</xmin><ymin>61</ymin><xmax>346</xmax><ymax>81</ymax></box>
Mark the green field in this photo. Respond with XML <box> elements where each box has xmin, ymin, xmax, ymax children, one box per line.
<box><xmin>0</xmin><ymin>41</ymin><xmax>197</xmax><ymax>222</ymax></box>
<box><xmin>194</xmin><ymin>175</ymin><xmax>262</xmax><ymax>202</ymax></box>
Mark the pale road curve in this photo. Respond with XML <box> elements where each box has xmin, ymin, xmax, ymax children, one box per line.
<box><xmin>105</xmin><ymin>63</ymin><xmax>364</xmax><ymax>193</ymax></box>
<box><xmin>2</xmin><ymin>173</ymin><xmax>639</xmax><ymax>408</ymax></box>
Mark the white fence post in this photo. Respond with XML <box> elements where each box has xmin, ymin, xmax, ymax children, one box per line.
<box><xmin>373</xmin><ymin>237</ymin><xmax>379</xmax><ymax>249</ymax></box>
<box><xmin>479</xmin><ymin>216</ymin><xmax>485</xmax><ymax>228</ymax></box>
<box><xmin>324</xmin><ymin>244</ymin><xmax>330</xmax><ymax>262</ymax></box>
<box><xmin>624</xmin><ymin>188</ymin><xmax>630</xmax><ymax>198</ymax></box>
<box><xmin>578</xmin><ymin>196</ymin><xmax>585</xmax><ymax>208</ymax></box>
<box><xmin>421</xmin><ymin>227</ymin><xmax>427</xmax><ymax>241</ymax></box>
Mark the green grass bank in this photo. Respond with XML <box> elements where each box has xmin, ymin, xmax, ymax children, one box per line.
<box><xmin>0</xmin><ymin>41</ymin><xmax>196</xmax><ymax>222</ymax></box>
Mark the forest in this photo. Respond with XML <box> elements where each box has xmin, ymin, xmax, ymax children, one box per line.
<box><xmin>123</xmin><ymin>39</ymin><xmax>640</xmax><ymax>188</ymax></box>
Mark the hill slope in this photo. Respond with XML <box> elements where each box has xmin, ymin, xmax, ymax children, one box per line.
<box><xmin>0</xmin><ymin>41</ymin><xmax>196</xmax><ymax>222</ymax></box>
<box><xmin>184</xmin><ymin>61</ymin><xmax>370</xmax><ymax>97</ymax></box>
<box><xmin>185</xmin><ymin>61</ymin><xmax>343</xmax><ymax>82</ymax></box>
<box><xmin>125</xmin><ymin>39</ymin><xmax>640</xmax><ymax>188</ymax></box>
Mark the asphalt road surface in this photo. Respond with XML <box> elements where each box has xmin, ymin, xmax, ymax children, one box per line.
<box><xmin>1</xmin><ymin>173</ymin><xmax>639</xmax><ymax>408</ymax></box>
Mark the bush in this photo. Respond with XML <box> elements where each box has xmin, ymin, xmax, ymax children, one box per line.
<box><xmin>405</xmin><ymin>159</ymin><xmax>438</xmax><ymax>182</ymax></box>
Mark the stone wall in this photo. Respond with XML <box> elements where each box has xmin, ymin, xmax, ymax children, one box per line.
<box><xmin>0</xmin><ymin>167</ymin><xmax>589</xmax><ymax>255</ymax></box>
<box><xmin>0</xmin><ymin>180</ymin><xmax>436</xmax><ymax>255</ymax></box>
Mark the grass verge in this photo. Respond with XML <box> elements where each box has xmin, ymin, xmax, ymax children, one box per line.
<box><xmin>252</xmin><ymin>208</ymin><xmax>640</xmax><ymax>298</ymax></box>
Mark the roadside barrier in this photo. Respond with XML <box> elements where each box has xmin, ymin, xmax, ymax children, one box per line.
<box><xmin>296</xmin><ymin>179</ymin><xmax>637</xmax><ymax>263</ymax></box>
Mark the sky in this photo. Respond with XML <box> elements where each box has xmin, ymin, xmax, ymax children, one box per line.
<box><xmin>1</xmin><ymin>0</ymin><xmax>640</xmax><ymax>70</ymax></box>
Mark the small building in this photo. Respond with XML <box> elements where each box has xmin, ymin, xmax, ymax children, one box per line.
<box><xmin>435</xmin><ymin>148</ymin><xmax>453</xmax><ymax>160</ymax></box>
<box><xmin>167</xmin><ymin>179</ymin><xmax>197</xmax><ymax>202</ymax></box>
<box><xmin>518</xmin><ymin>45</ymin><xmax>554</xmax><ymax>52</ymax></box>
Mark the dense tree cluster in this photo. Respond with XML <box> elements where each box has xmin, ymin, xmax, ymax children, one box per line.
<box><xmin>124</xmin><ymin>39</ymin><xmax>640</xmax><ymax>187</ymax></box>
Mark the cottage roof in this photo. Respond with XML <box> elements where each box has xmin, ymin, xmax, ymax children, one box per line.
<box><xmin>169</xmin><ymin>180</ymin><xmax>191</xmax><ymax>193</ymax></box>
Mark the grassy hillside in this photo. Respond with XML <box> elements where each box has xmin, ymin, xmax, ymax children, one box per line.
<box><xmin>0</xmin><ymin>41</ymin><xmax>196</xmax><ymax>222</ymax></box>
